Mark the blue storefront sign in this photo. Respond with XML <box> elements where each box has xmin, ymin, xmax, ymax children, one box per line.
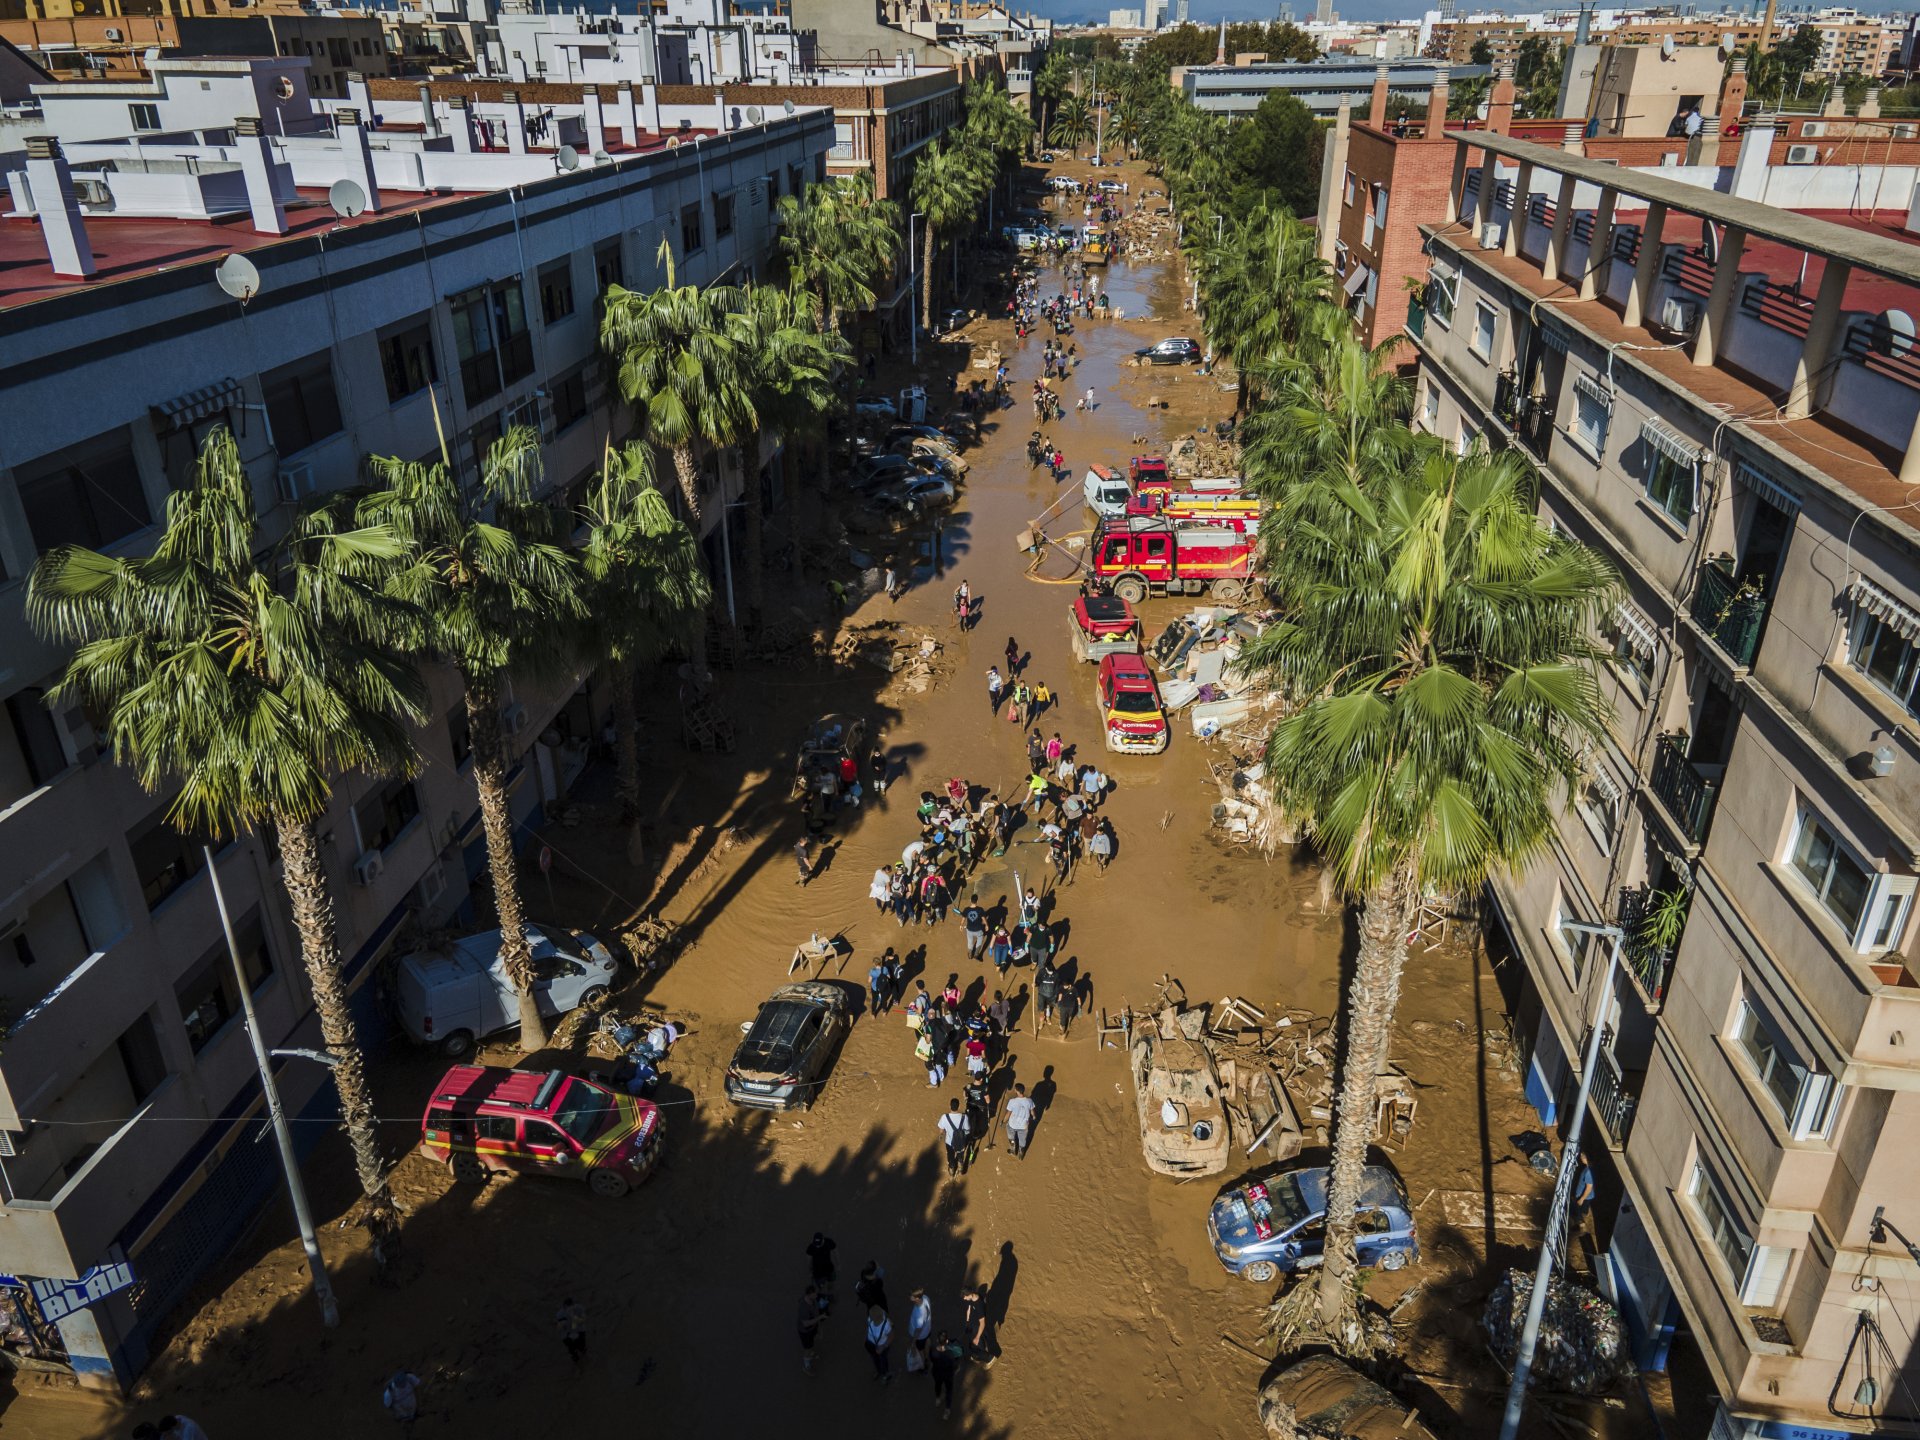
<box><xmin>27</xmin><ymin>1260</ymin><xmax>136</xmax><ymax>1322</ymax></box>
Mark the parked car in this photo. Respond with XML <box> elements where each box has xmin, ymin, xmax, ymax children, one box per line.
<box><xmin>935</xmin><ymin>307</ymin><xmax>971</xmax><ymax>335</ymax></box>
<box><xmin>1130</xmin><ymin>1014</ymin><xmax>1230</xmax><ymax>1176</ymax></box>
<box><xmin>1097</xmin><ymin>179</ymin><xmax>1127</xmax><ymax>194</ymax></box>
<box><xmin>420</xmin><ymin>1065</ymin><xmax>663</xmax><ymax>1197</ymax></box>
<box><xmin>1208</xmin><ymin>1162</ymin><xmax>1418</xmax><ymax>1283</ymax></box>
<box><xmin>886</xmin><ymin>427</ymin><xmax>967</xmax><ymax>471</ymax></box>
<box><xmin>1097</xmin><ymin>651</ymin><xmax>1169</xmax><ymax>754</ymax></box>
<box><xmin>887</xmin><ymin>438</ymin><xmax>962</xmax><ymax>478</ymax></box>
<box><xmin>853</xmin><ymin>394</ymin><xmax>898</xmax><ymax>419</ymax></box>
<box><xmin>394</xmin><ymin>925</ymin><xmax>619</xmax><ymax>1058</ymax></box>
<box><xmin>850</xmin><ymin>453</ymin><xmax>925</xmax><ymax>492</ymax></box>
<box><xmin>724</xmin><ymin>981</ymin><xmax>852</xmax><ymax>1110</ymax></box>
<box><xmin>887</xmin><ymin>422</ymin><xmax>960</xmax><ymax>449</ymax></box>
<box><xmin>1136</xmin><ymin>337</ymin><xmax>1203</xmax><ymax>366</ymax></box>
<box><xmin>1081</xmin><ymin>462</ymin><xmax>1130</xmax><ymax>518</ymax></box>
<box><xmin>1257</xmin><ymin>1355</ymin><xmax>1437</xmax><ymax>1440</ymax></box>
<box><xmin>900</xmin><ymin>475</ymin><xmax>956</xmax><ymax>510</ymax></box>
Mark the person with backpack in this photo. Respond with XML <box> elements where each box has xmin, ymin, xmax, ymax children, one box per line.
<box><xmin>937</xmin><ymin>1098</ymin><xmax>971</xmax><ymax>1177</ymax></box>
<box><xmin>929</xmin><ymin>1330</ymin><xmax>965</xmax><ymax>1418</ymax></box>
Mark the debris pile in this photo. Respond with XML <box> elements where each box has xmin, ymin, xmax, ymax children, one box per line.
<box><xmin>1208</xmin><ymin>756</ymin><xmax>1303</xmax><ymax>852</ymax></box>
<box><xmin>833</xmin><ymin>620</ymin><xmax>948</xmax><ymax>690</ymax></box>
<box><xmin>1144</xmin><ymin>606</ymin><xmax>1282</xmax><ymax>739</ymax></box>
<box><xmin>1168</xmin><ymin>433</ymin><xmax>1242</xmax><ymax>480</ymax></box>
<box><xmin>1483</xmin><ymin>1270</ymin><xmax>1634</xmax><ymax>1395</ymax></box>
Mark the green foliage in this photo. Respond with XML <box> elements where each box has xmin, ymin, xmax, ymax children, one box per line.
<box><xmin>1139</xmin><ymin>23</ymin><xmax>1224</xmax><ymax>68</ymax></box>
<box><xmin>1049</xmin><ymin>92</ymin><xmax>1093</xmax><ymax>153</ymax></box>
<box><xmin>775</xmin><ymin>170</ymin><xmax>902</xmax><ymax>330</ymax></box>
<box><xmin>1469</xmin><ymin>37</ymin><xmax>1495</xmax><ymax>65</ymax></box>
<box><xmin>1227</xmin><ymin>92</ymin><xmax>1324</xmax><ymax>219</ymax></box>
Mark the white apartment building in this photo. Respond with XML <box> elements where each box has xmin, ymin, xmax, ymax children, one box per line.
<box><xmin>1410</xmin><ymin>126</ymin><xmax>1920</xmax><ymax>1437</ymax></box>
<box><xmin>0</xmin><ymin>55</ymin><xmax>830</xmax><ymax>1388</ymax></box>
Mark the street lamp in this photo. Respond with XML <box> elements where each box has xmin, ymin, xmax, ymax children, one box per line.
<box><xmin>908</xmin><ymin>210</ymin><xmax>925</xmax><ymax>365</ymax></box>
<box><xmin>205</xmin><ymin>846</ymin><xmax>338</xmax><ymax>1329</ymax></box>
<box><xmin>1497</xmin><ymin>920</ymin><xmax>1625</xmax><ymax>1440</ymax></box>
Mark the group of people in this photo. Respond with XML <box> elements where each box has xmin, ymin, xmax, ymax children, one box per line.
<box><xmin>1026</xmin><ymin>432</ymin><xmax>1069</xmax><ymax>480</ymax></box>
<box><xmin>800</xmin><ymin>1237</ymin><xmax>994</xmax><ymax>1416</ymax></box>
<box><xmin>1038</xmin><ymin>337</ymin><xmax>1078</xmax><ymax>381</ymax></box>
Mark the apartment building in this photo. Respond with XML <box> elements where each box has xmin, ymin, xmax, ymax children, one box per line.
<box><xmin>1175</xmin><ymin>55</ymin><xmax>1487</xmax><ymax>121</ymax></box>
<box><xmin>0</xmin><ymin>56</ymin><xmax>830</xmax><ymax>1388</ymax></box>
<box><xmin>1405</xmin><ymin>126</ymin><xmax>1920</xmax><ymax>1437</ymax></box>
<box><xmin>0</xmin><ymin>12</ymin><xmax>391</xmax><ymax>95</ymax></box>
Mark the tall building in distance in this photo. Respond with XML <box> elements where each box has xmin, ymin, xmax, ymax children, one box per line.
<box><xmin>1176</xmin><ymin>0</ymin><xmax>1190</xmax><ymax>28</ymax></box>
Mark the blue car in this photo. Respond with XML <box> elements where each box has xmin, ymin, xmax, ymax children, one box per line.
<box><xmin>1208</xmin><ymin>1163</ymin><xmax>1418</xmax><ymax>1284</ymax></box>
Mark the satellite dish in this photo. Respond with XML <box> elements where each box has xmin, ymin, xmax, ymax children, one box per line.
<box><xmin>215</xmin><ymin>253</ymin><xmax>262</xmax><ymax>303</ymax></box>
<box><xmin>274</xmin><ymin>74</ymin><xmax>295</xmax><ymax>100</ymax></box>
<box><xmin>1873</xmin><ymin>309</ymin><xmax>1916</xmax><ymax>357</ymax></box>
<box><xmin>666</xmin><ymin>135</ymin><xmax>681</xmax><ymax>150</ymax></box>
<box><xmin>1720</xmin><ymin>31</ymin><xmax>1737</xmax><ymax>57</ymax></box>
<box><xmin>592</xmin><ymin>149</ymin><xmax>612</xmax><ymax>165</ymax></box>
<box><xmin>1660</xmin><ymin>35</ymin><xmax>1677</xmax><ymax>59</ymax></box>
<box><xmin>142</xmin><ymin>45</ymin><xmax>161</xmax><ymax>68</ymax></box>
<box><xmin>746</xmin><ymin>104</ymin><xmax>764</xmax><ymax>123</ymax></box>
<box><xmin>556</xmin><ymin>144</ymin><xmax>580</xmax><ymax>171</ymax></box>
<box><xmin>1476</xmin><ymin>99</ymin><xmax>1490</xmax><ymax>120</ymax></box>
<box><xmin>328</xmin><ymin>178</ymin><xmax>367</xmax><ymax>220</ymax></box>
<box><xmin>783</xmin><ymin>98</ymin><xmax>795</xmax><ymax>115</ymax></box>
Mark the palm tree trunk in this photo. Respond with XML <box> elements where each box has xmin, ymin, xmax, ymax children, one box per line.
<box><xmin>921</xmin><ymin>224</ymin><xmax>936</xmax><ymax>334</ymax></box>
<box><xmin>464</xmin><ymin>676</ymin><xmax>546</xmax><ymax>1051</ymax></box>
<box><xmin>739</xmin><ymin>443</ymin><xmax>765</xmax><ymax>630</ymax></box>
<box><xmin>1315</xmin><ymin>866</ymin><xmax>1416</xmax><ymax>1348</ymax></box>
<box><xmin>272</xmin><ymin>811</ymin><xmax>394</xmax><ymax>1226</ymax></box>
<box><xmin>673</xmin><ymin>443</ymin><xmax>712</xmax><ymax>674</ymax></box>
<box><xmin>612</xmin><ymin>658</ymin><xmax>641</xmax><ymax>818</ymax></box>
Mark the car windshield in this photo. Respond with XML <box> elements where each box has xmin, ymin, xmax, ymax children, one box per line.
<box><xmin>1251</xmin><ymin>1173</ymin><xmax>1310</xmax><ymax>1228</ymax></box>
<box><xmin>1111</xmin><ymin>690</ymin><xmax>1159</xmax><ymax>714</ymax></box>
<box><xmin>551</xmin><ymin>1080</ymin><xmax>620</xmax><ymax>1145</ymax></box>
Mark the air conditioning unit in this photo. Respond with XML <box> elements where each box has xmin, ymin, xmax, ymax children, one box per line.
<box><xmin>104</xmin><ymin>25</ymin><xmax>123</xmax><ymax>40</ymax></box>
<box><xmin>1800</xmin><ymin>122</ymin><xmax>1826</xmax><ymax>138</ymax></box>
<box><xmin>277</xmin><ymin>462</ymin><xmax>317</xmax><ymax>504</ymax></box>
<box><xmin>72</xmin><ymin>176</ymin><xmax>115</xmax><ymax>209</ymax></box>
<box><xmin>500</xmin><ymin>702</ymin><xmax>529</xmax><ymax>737</ymax></box>
<box><xmin>1785</xmin><ymin>144</ymin><xmax>1821</xmax><ymax>165</ymax></box>
<box><xmin>352</xmin><ymin>850</ymin><xmax>384</xmax><ymax>887</ymax></box>
<box><xmin>1659</xmin><ymin>296</ymin><xmax>1699</xmax><ymax>333</ymax></box>
<box><xmin>414</xmin><ymin>866</ymin><xmax>447</xmax><ymax>910</ymax></box>
<box><xmin>1480</xmin><ymin>222</ymin><xmax>1502</xmax><ymax>249</ymax></box>
<box><xmin>1896</xmin><ymin>124</ymin><xmax>1917</xmax><ymax>140</ymax></box>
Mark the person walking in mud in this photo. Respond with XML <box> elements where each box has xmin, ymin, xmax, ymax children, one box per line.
<box><xmin>1005</xmin><ymin>635</ymin><xmax>1020</xmax><ymax>676</ymax></box>
<box><xmin>806</xmin><ymin>1232</ymin><xmax>838</xmax><ymax>1312</ymax></box>
<box><xmin>938</xmin><ymin>1098</ymin><xmax>972</xmax><ymax>1178</ymax></box>
<box><xmin>865</xmin><ymin>1306</ymin><xmax>895</xmax><ymax>1384</ymax></box>
<box><xmin>929</xmin><ymin>1330</ymin><xmax>965</xmax><ymax>1419</ymax></box>
<box><xmin>962</xmin><ymin>894</ymin><xmax>987</xmax><ymax>960</ymax></box>
<box><xmin>985</xmin><ymin>665</ymin><xmax>1004</xmax><ymax>717</ymax></box>
<box><xmin>961</xmin><ymin>1284</ymin><xmax>994</xmax><ymax>1367</ymax></box>
<box><xmin>794</xmin><ymin>837</ymin><xmax>813</xmax><ymax>887</ymax></box>
<box><xmin>797</xmin><ymin>1285</ymin><xmax>823</xmax><ymax>1374</ymax></box>
<box><xmin>1002</xmin><ymin>1082</ymin><xmax>1036</xmax><ymax>1159</ymax></box>
<box><xmin>557</xmin><ymin>1296</ymin><xmax>588</xmax><ymax>1364</ymax></box>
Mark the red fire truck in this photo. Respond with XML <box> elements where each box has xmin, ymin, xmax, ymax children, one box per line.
<box><xmin>1089</xmin><ymin>517</ymin><xmax>1257</xmax><ymax>604</ymax></box>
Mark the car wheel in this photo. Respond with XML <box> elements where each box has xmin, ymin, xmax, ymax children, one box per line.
<box><xmin>1210</xmin><ymin>579</ymin><xmax>1246</xmax><ymax>602</ymax></box>
<box><xmin>1114</xmin><ymin>577</ymin><xmax>1147</xmax><ymax>604</ymax></box>
<box><xmin>1379</xmin><ymin>1248</ymin><xmax>1410</xmax><ymax>1272</ymax></box>
<box><xmin>581</xmin><ymin>985</ymin><xmax>609</xmax><ymax>1006</ymax></box>
<box><xmin>450</xmin><ymin>1153</ymin><xmax>489</xmax><ymax>1185</ymax></box>
<box><xmin>588</xmin><ymin>1168</ymin><xmax>631</xmax><ymax>1199</ymax></box>
<box><xmin>1241</xmin><ymin>1260</ymin><xmax>1279</xmax><ymax>1284</ymax></box>
<box><xmin>438</xmin><ymin>1029</ymin><xmax>476</xmax><ymax>1060</ymax></box>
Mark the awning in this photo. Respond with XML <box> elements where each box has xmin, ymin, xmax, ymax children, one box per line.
<box><xmin>1586</xmin><ymin>766</ymin><xmax>1622</xmax><ymax>802</ymax></box>
<box><xmin>1573</xmin><ymin>371</ymin><xmax>1612</xmax><ymax>407</ymax></box>
<box><xmin>1538</xmin><ymin>326</ymin><xmax>1569</xmax><ymax>354</ymax></box>
<box><xmin>1734</xmin><ymin>460</ymin><xmax>1801</xmax><ymax>516</ymax></box>
<box><xmin>152</xmin><ymin>378</ymin><xmax>243</xmax><ymax>429</ymax></box>
<box><xmin>1852</xmin><ymin>575</ymin><xmax>1920</xmax><ymax>643</ymax></box>
<box><xmin>1642</xmin><ymin>417</ymin><xmax>1702</xmax><ymax>468</ymax></box>
<box><xmin>1613</xmin><ymin>601</ymin><xmax>1661</xmax><ymax>655</ymax></box>
<box><xmin>1343</xmin><ymin>265</ymin><xmax>1370</xmax><ymax>297</ymax></box>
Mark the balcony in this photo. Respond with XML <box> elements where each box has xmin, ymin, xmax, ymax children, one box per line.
<box><xmin>1515</xmin><ymin>396</ymin><xmax>1554</xmax><ymax>460</ymax></box>
<box><xmin>1494</xmin><ymin>369</ymin><xmax>1521</xmax><ymax>426</ymax></box>
<box><xmin>1616</xmin><ymin>883</ymin><xmax>1682</xmax><ymax>1006</ymax></box>
<box><xmin>1690</xmin><ymin>558</ymin><xmax>1768</xmax><ymax>670</ymax></box>
<box><xmin>1404</xmin><ymin>298</ymin><xmax>1426</xmax><ymax>343</ymax></box>
<box><xmin>1584</xmin><ymin>1034</ymin><xmax>1640</xmax><ymax>1145</ymax></box>
<box><xmin>1650</xmin><ymin>731</ymin><xmax>1720</xmax><ymax>847</ymax></box>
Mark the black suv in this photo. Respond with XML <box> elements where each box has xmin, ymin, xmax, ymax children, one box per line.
<box><xmin>1136</xmin><ymin>337</ymin><xmax>1203</xmax><ymax>366</ymax></box>
<box><xmin>724</xmin><ymin>982</ymin><xmax>852</xmax><ymax>1111</ymax></box>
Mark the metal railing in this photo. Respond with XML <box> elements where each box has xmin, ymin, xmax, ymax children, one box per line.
<box><xmin>1615</xmin><ymin>884</ymin><xmax>1680</xmax><ymax>1005</ymax></box>
<box><xmin>1650</xmin><ymin>731</ymin><xmax>1719</xmax><ymax>845</ymax></box>
<box><xmin>1583</xmin><ymin>1034</ymin><xmax>1639</xmax><ymax>1144</ymax></box>
<box><xmin>1494</xmin><ymin>370</ymin><xmax>1521</xmax><ymax>426</ymax></box>
<box><xmin>1404</xmin><ymin>298</ymin><xmax>1426</xmax><ymax>343</ymax></box>
<box><xmin>1515</xmin><ymin>395</ymin><xmax>1554</xmax><ymax>459</ymax></box>
<box><xmin>1690</xmin><ymin>559</ymin><xmax>1767</xmax><ymax>668</ymax></box>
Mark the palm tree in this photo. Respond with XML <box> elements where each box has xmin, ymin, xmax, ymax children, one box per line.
<box><xmin>961</xmin><ymin>83</ymin><xmax>1034</xmax><ymax>218</ymax></box>
<box><xmin>25</xmin><ymin>427</ymin><xmax>425</xmax><ymax>1232</ymax></box>
<box><xmin>600</xmin><ymin>238</ymin><xmax>755</xmax><ymax>531</ymax></box>
<box><xmin>576</xmin><ymin>442</ymin><xmax>709</xmax><ymax>823</ymax></box>
<box><xmin>776</xmin><ymin>171</ymin><xmax>902</xmax><ymax>339</ymax></box>
<box><xmin>736</xmin><ymin>285</ymin><xmax>849</xmax><ymax>626</ymax></box>
<box><xmin>1200</xmin><ymin>205</ymin><xmax>1338</xmax><ymax>409</ymax></box>
<box><xmin>1241</xmin><ymin>446</ymin><xmax>1617</xmax><ymax>1352</ymax></box>
<box><xmin>358</xmin><ymin>428</ymin><xmax>583</xmax><ymax>1052</ymax></box>
<box><xmin>1238</xmin><ymin>330</ymin><xmax>1415</xmax><ymax>498</ymax></box>
<box><xmin>1048</xmin><ymin>92</ymin><xmax>1093</xmax><ymax>155</ymax></box>
<box><xmin>909</xmin><ymin>140</ymin><xmax>980</xmax><ymax>333</ymax></box>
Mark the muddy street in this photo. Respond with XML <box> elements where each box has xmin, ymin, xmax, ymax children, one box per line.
<box><xmin>2</xmin><ymin>163</ymin><xmax>1567</xmax><ymax>1440</ymax></box>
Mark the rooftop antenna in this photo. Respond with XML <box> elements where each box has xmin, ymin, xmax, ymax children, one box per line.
<box><xmin>328</xmin><ymin>178</ymin><xmax>367</xmax><ymax>221</ymax></box>
<box><xmin>215</xmin><ymin>253</ymin><xmax>263</xmax><ymax>304</ymax></box>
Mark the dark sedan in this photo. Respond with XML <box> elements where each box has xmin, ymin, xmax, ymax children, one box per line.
<box><xmin>723</xmin><ymin>982</ymin><xmax>851</xmax><ymax>1111</ymax></box>
<box><xmin>1135</xmin><ymin>337</ymin><xmax>1203</xmax><ymax>366</ymax></box>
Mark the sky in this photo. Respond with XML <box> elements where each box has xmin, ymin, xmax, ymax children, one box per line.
<box><xmin>1037</xmin><ymin>0</ymin><xmax>1439</xmax><ymax>20</ymax></box>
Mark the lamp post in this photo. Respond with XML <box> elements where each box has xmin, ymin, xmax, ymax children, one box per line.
<box><xmin>205</xmin><ymin>845</ymin><xmax>338</xmax><ymax>1329</ymax></box>
<box><xmin>908</xmin><ymin>210</ymin><xmax>924</xmax><ymax>365</ymax></box>
<box><xmin>1497</xmin><ymin>920</ymin><xmax>1624</xmax><ymax>1440</ymax></box>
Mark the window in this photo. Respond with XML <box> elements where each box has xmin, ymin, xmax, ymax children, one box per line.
<box><xmin>1455</xmin><ymin>421</ymin><xmax>1475</xmax><ymax>457</ymax></box>
<box><xmin>1688</xmin><ymin>1158</ymin><xmax>1753</xmax><ymax>1287</ymax></box>
<box><xmin>1848</xmin><ymin>607</ymin><xmax>1920</xmax><ymax>717</ymax></box>
<box><xmin>1646</xmin><ymin>448</ymin><xmax>1697</xmax><ymax>527</ymax></box>
<box><xmin>175</xmin><ymin>914</ymin><xmax>273</xmax><ymax>1054</ymax></box>
<box><xmin>1422</xmin><ymin>384</ymin><xmax>1439</xmax><ymax>432</ymax></box>
<box><xmin>262</xmin><ymin>353</ymin><xmax>344</xmax><ymax>456</ymax></box>
<box><xmin>1786</xmin><ymin>806</ymin><xmax>1914</xmax><ymax>953</ymax></box>
<box><xmin>539</xmin><ymin>260</ymin><xmax>575</xmax><ymax>325</ymax></box>
<box><xmin>830</xmin><ymin>121</ymin><xmax>855</xmax><ymax>159</ymax></box>
<box><xmin>1577</xmin><ymin>768</ymin><xmax>1622</xmax><ymax>851</ymax></box>
<box><xmin>1570</xmin><ymin>375</ymin><xmax>1611</xmax><ymax>457</ymax></box>
<box><xmin>1470</xmin><ymin>301</ymin><xmax>1497</xmax><ymax>361</ymax></box>
<box><xmin>1606</xmin><ymin>603</ymin><xmax>1658</xmax><ymax>692</ymax></box>
<box><xmin>129</xmin><ymin>103</ymin><xmax>160</xmax><ymax>131</ymax></box>
<box><xmin>451</xmin><ymin>281</ymin><xmax>533</xmax><ymax>408</ymax></box>
<box><xmin>1343</xmin><ymin>168</ymin><xmax>1356</xmax><ymax>207</ymax></box>
<box><xmin>7</xmin><ymin>688</ymin><xmax>70</xmax><ymax>788</ymax></box>
<box><xmin>356</xmin><ymin>779</ymin><xmax>420</xmax><ymax>853</ymax></box>
<box><xmin>1425</xmin><ymin>268</ymin><xmax>1456</xmax><ymax>328</ymax></box>
<box><xmin>1730</xmin><ymin>995</ymin><xmax>1837</xmax><ymax>1139</ymax></box>
<box><xmin>16</xmin><ymin>431</ymin><xmax>151</xmax><ymax>554</ymax></box>
<box><xmin>1552</xmin><ymin>894</ymin><xmax>1593</xmax><ymax>981</ymax></box>
<box><xmin>476</xmin><ymin>1114</ymin><xmax>517</xmax><ymax>1142</ymax></box>
<box><xmin>549</xmin><ymin>367</ymin><xmax>589</xmax><ymax>433</ymax></box>
<box><xmin>594</xmin><ymin>240</ymin><xmax>624</xmax><ymax>295</ymax></box>
<box><xmin>129</xmin><ymin>814</ymin><xmax>216</xmax><ymax>911</ymax></box>
<box><xmin>379</xmin><ymin>317</ymin><xmax>438</xmax><ymax>404</ymax></box>
<box><xmin>714</xmin><ymin>191</ymin><xmax>735</xmax><ymax>239</ymax></box>
<box><xmin>448</xmin><ymin>705</ymin><xmax>472</xmax><ymax>767</ymax></box>
<box><xmin>115</xmin><ymin>1012</ymin><xmax>169</xmax><ymax>1104</ymax></box>
<box><xmin>680</xmin><ymin>201</ymin><xmax>705</xmax><ymax>256</ymax></box>
<box><xmin>157</xmin><ymin>410</ymin><xmax>236</xmax><ymax>493</ymax></box>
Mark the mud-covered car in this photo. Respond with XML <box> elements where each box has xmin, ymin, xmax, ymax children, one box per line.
<box><xmin>1209</xmin><ymin>1162</ymin><xmax>1418</xmax><ymax>1283</ymax></box>
<box><xmin>1130</xmin><ymin>1014</ymin><xmax>1229</xmax><ymax>1176</ymax></box>
<box><xmin>1257</xmin><ymin>1355</ymin><xmax>1436</xmax><ymax>1439</ymax></box>
<box><xmin>724</xmin><ymin>982</ymin><xmax>852</xmax><ymax>1110</ymax></box>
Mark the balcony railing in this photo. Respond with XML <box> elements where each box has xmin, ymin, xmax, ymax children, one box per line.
<box><xmin>1650</xmin><ymin>731</ymin><xmax>1719</xmax><ymax>846</ymax></box>
<box><xmin>1494</xmin><ymin>370</ymin><xmax>1521</xmax><ymax>426</ymax></box>
<box><xmin>1516</xmin><ymin>395</ymin><xmax>1554</xmax><ymax>460</ymax></box>
<box><xmin>1616</xmin><ymin>884</ymin><xmax>1680</xmax><ymax>1005</ymax></box>
<box><xmin>1583</xmin><ymin>1033</ymin><xmax>1639</xmax><ymax>1144</ymax></box>
<box><xmin>1404</xmin><ymin>298</ymin><xmax>1426</xmax><ymax>343</ymax></box>
<box><xmin>1691</xmin><ymin>559</ymin><xmax>1768</xmax><ymax>669</ymax></box>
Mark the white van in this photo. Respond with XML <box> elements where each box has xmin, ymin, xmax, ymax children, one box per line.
<box><xmin>394</xmin><ymin>925</ymin><xmax>619</xmax><ymax>1057</ymax></box>
<box><xmin>1082</xmin><ymin>463</ymin><xmax>1130</xmax><ymax>518</ymax></box>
